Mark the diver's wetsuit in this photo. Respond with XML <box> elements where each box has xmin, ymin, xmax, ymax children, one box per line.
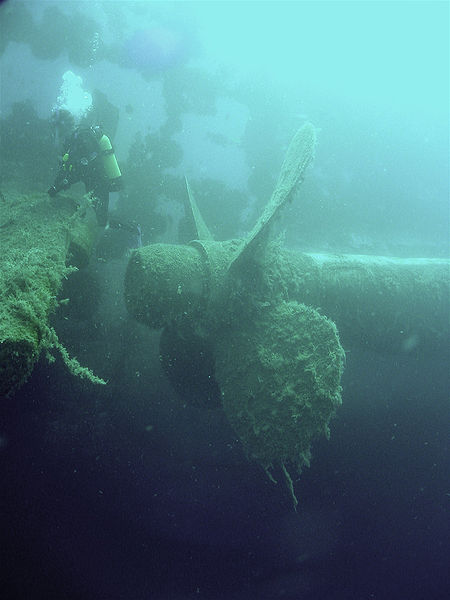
<box><xmin>48</xmin><ymin>126</ymin><xmax>121</xmax><ymax>227</ymax></box>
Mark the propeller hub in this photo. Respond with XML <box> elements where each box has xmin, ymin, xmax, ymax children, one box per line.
<box><xmin>125</xmin><ymin>244</ymin><xmax>207</xmax><ymax>329</ymax></box>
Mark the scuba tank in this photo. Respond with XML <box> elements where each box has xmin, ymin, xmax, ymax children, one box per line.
<box><xmin>97</xmin><ymin>133</ymin><xmax>122</xmax><ymax>190</ymax></box>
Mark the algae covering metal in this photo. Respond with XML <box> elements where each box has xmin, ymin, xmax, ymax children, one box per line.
<box><xmin>216</xmin><ymin>301</ymin><xmax>344</xmax><ymax>488</ymax></box>
<box><xmin>0</xmin><ymin>190</ymin><xmax>101</xmax><ymax>399</ymax></box>
<box><xmin>229</xmin><ymin>121</ymin><xmax>316</xmax><ymax>271</ymax></box>
<box><xmin>125</xmin><ymin>121</ymin><xmax>449</xmax><ymax>506</ymax></box>
<box><xmin>257</xmin><ymin>248</ymin><xmax>450</xmax><ymax>354</ymax></box>
<box><xmin>125</xmin><ymin>123</ymin><xmax>344</xmax><ymax>506</ymax></box>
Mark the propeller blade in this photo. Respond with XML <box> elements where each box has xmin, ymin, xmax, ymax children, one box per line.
<box><xmin>215</xmin><ymin>300</ymin><xmax>344</xmax><ymax>506</ymax></box>
<box><xmin>228</xmin><ymin>122</ymin><xmax>316</xmax><ymax>272</ymax></box>
<box><xmin>181</xmin><ymin>176</ymin><xmax>214</xmax><ymax>242</ymax></box>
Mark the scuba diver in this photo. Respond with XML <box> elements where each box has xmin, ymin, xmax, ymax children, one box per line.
<box><xmin>48</xmin><ymin>110</ymin><xmax>122</xmax><ymax>228</ymax></box>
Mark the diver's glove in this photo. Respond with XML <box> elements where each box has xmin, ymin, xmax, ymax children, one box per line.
<box><xmin>47</xmin><ymin>176</ymin><xmax>69</xmax><ymax>197</ymax></box>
